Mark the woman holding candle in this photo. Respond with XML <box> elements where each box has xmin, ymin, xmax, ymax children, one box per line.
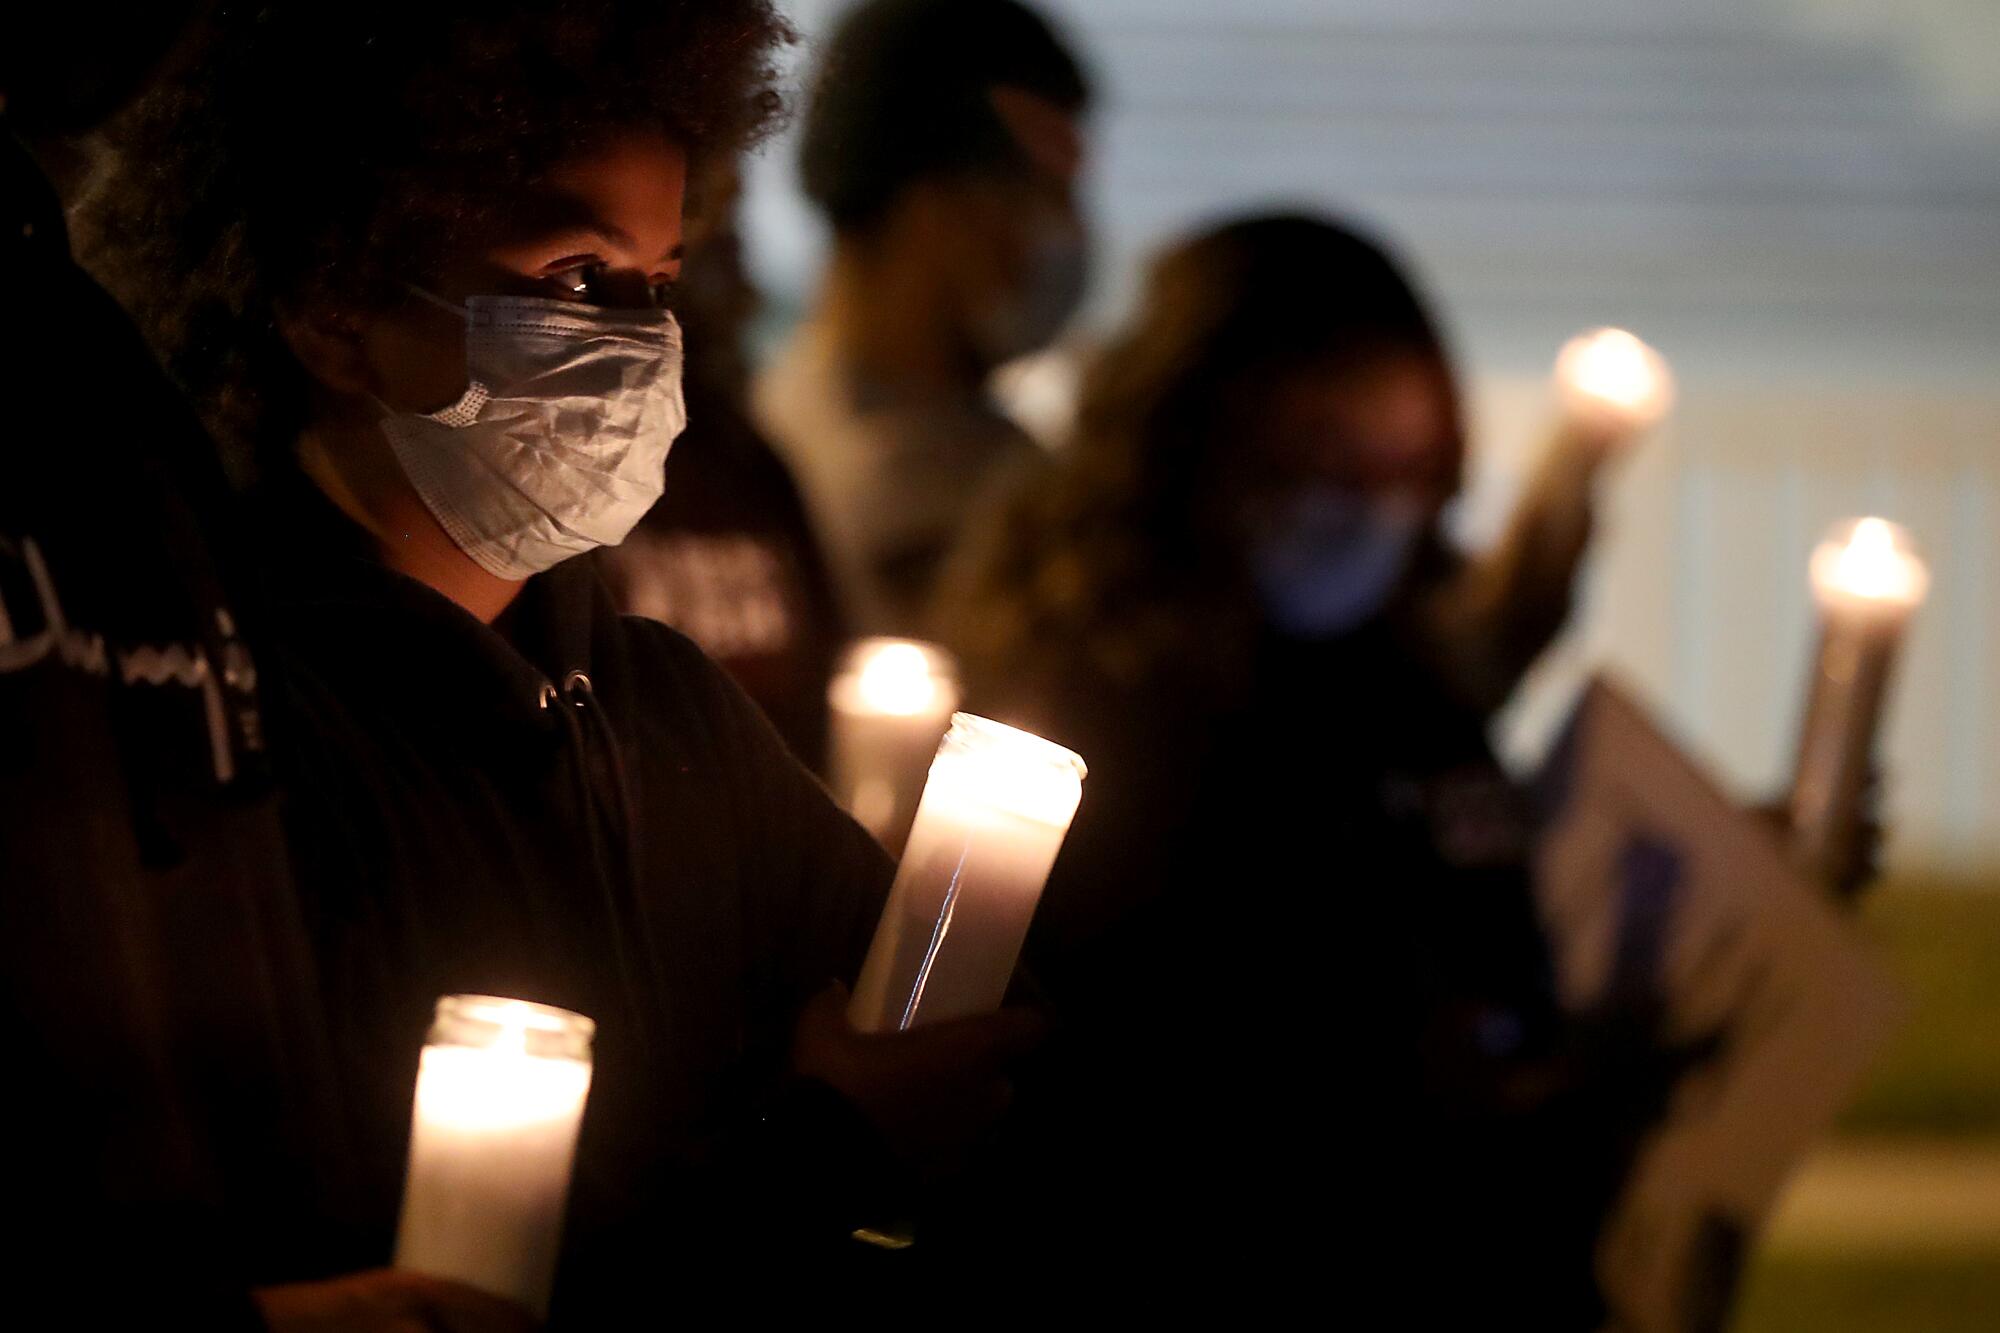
<box><xmin>941</xmin><ymin>214</ymin><xmax>1613</xmax><ymax>964</ymax></box>
<box><xmin>86</xmin><ymin>2</ymin><xmax>1041</xmax><ymax>1319</ymax></box>
<box><xmin>932</xmin><ymin>214</ymin><xmax>1648</xmax><ymax>1320</ymax></box>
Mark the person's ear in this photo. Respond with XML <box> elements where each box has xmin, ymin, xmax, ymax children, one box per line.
<box><xmin>274</xmin><ymin>302</ymin><xmax>377</xmax><ymax>399</ymax></box>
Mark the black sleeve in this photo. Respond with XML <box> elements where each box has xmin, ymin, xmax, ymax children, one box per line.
<box><xmin>613</xmin><ymin>619</ymin><xmax>906</xmax><ymax>1252</ymax></box>
<box><xmin>621</xmin><ymin>613</ymin><xmax>892</xmax><ymax>1008</ymax></box>
<box><xmin>681</xmin><ymin>619</ymin><xmax>912</xmax><ymax>1233</ymax></box>
<box><xmin>740</xmin><ymin>668</ymin><xmax>895</xmax><ymax>1015</ymax></box>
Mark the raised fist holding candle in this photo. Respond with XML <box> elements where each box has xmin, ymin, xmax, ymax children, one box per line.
<box><xmin>1412</xmin><ymin>325</ymin><xmax>1675</xmax><ymax>711</ymax></box>
<box><xmin>1788</xmin><ymin>516</ymin><xmax>1927</xmax><ymax>895</ymax></box>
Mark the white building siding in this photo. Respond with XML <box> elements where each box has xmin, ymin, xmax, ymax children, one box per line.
<box><xmin>744</xmin><ymin>0</ymin><xmax>2000</xmax><ymax>877</ymax></box>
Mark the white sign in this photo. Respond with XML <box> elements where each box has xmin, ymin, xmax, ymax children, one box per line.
<box><xmin>1532</xmin><ymin>678</ymin><xmax>1902</xmax><ymax>1333</ymax></box>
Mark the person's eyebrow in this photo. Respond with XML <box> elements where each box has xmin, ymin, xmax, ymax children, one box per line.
<box><xmin>505</xmin><ymin>198</ymin><xmax>681</xmax><ymax>266</ymax></box>
<box><xmin>580</xmin><ymin>219</ymin><xmax>636</xmax><ymax>252</ymax></box>
<box><xmin>545</xmin><ymin>223</ymin><xmax>683</xmax><ymax>269</ymax></box>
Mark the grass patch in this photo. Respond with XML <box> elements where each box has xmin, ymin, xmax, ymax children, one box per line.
<box><xmin>1839</xmin><ymin>880</ymin><xmax>2000</xmax><ymax>1139</ymax></box>
<box><xmin>1734</xmin><ymin>1252</ymin><xmax>2000</xmax><ymax>1333</ymax></box>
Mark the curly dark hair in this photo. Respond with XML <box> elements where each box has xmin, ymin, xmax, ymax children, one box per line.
<box><xmin>81</xmin><ymin>0</ymin><xmax>794</xmax><ymax>479</ymax></box>
<box><xmin>940</xmin><ymin>212</ymin><xmax>1459</xmax><ymax>697</ymax></box>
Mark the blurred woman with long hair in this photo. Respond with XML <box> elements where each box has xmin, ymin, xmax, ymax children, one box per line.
<box><xmin>936</xmin><ymin>213</ymin><xmax>1623</xmax><ymax>1320</ymax></box>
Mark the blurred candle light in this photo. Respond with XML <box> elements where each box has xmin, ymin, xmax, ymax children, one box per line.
<box><xmin>849</xmin><ymin>714</ymin><xmax>1086</xmax><ymax>1031</ymax></box>
<box><xmin>1553</xmin><ymin>326</ymin><xmax>1674</xmax><ymax>443</ymax></box>
<box><xmin>828</xmin><ymin>638</ymin><xmax>961</xmax><ymax>856</ymax></box>
<box><xmin>395</xmin><ymin>996</ymin><xmax>595</xmax><ymax>1317</ymax></box>
<box><xmin>1791</xmin><ymin>517</ymin><xmax>1929</xmax><ymax>892</ymax></box>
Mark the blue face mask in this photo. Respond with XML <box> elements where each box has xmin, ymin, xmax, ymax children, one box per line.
<box><xmin>970</xmin><ymin>216</ymin><xmax>1089</xmax><ymax>366</ymax></box>
<box><xmin>1250</xmin><ymin>487</ymin><xmax>1426</xmax><ymax>638</ymax></box>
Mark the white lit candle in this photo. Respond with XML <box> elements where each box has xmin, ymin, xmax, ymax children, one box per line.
<box><xmin>395</xmin><ymin>995</ymin><xmax>595</xmax><ymax>1317</ymax></box>
<box><xmin>828</xmin><ymin>638</ymin><xmax>961</xmax><ymax>856</ymax></box>
<box><xmin>1553</xmin><ymin>326</ymin><xmax>1674</xmax><ymax>446</ymax></box>
<box><xmin>1790</xmin><ymin>517</ymin><xmax>1929</xmax><ymax>892</ymax></box>
<box><xmin>848</xmin><ymin>714</ymin><xmax>1086</xmax><ymax>1032</ymax></box>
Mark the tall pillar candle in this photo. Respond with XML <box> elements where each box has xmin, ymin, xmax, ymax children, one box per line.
<box><xmin>1790</xmin><ymin>517</ymin><xmax>1929</xmax><ymax>892</ymax></box>
<box><xmin>828</xmin><ymin>638</ymin><xmax>960</xmax><ymax>856</ymax></box>
<box><xmin>1553</xmin><ymin>326</ymin><xmax>1674</xmax><ymax>449</ymax></box>
<box><xmin>849</xmin><ymin>714</ymin><xmax>1086</xmax><ymax>1032</ymax></box>
<box><xmin>395</xmin><ymin>995</ymin><xmax>595</xmax><ymax>1317</ymax></box>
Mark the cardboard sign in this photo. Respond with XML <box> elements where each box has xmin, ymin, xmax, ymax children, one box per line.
<box><xmin>1533</xmin><ymin>678</ymin><xmax>1902</xmax><ymax>1333</ymax></box>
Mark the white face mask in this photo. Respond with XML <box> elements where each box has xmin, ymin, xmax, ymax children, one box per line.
<box><xmin>381</xmin><ymin>292</ymin><xmax>687</xmax><ymax>581</ymax></box>
<box><xmin>1250</xmin><ymin>487</ymin><xmax>1426</xmax><ymax>639</ymax></box>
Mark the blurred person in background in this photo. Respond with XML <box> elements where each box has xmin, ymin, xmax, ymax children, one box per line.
<box><xmin>85</xmin><ymin>1</ymin><xmax>1042</xmax><ymax>1319</ymax></box>
<box><xmin>600</xmin><ymin>157</ymin><xmax>846</xmax><ymax>770</ymax></box>
<box><xmin>933</xmin><ymin>214</ymin><xmax>1645</xmax><ymax>1321</ymax></box>
<box><xmin>755</xmin><ymin>0</ymin><xmax>1092</xmax><ymax>635</ymax></box>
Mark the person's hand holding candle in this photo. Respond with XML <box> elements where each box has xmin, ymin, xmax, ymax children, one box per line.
<box><xmin>1414</xmin><ymin>327</ymin><xmax>1676</xmax><ymax>714</ymax></box>
<box><xmin>1790</xmin><ymin>516</ymin><xmax>1929</xmax><ymax>894</ymax></box>
<box><xmin>255</xmin><ymin>1269</ymin><xmax>539</xmax><ymax>1333</ymax></box>
<box><xmin>790</xmin><ymin>981</ymin><xmax>1046</xmax><ymax>1176</ymax></box>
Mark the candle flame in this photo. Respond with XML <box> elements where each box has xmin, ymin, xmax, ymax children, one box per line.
<box><xmin>1555</xmin><ymin>327</ymin><xmax>1673</xmax><ymax>431</ymax></box>
<box><xmin>494</xmin><ymin>1006</ymin><xmax>531</xmax><ymax>1058</ymax></box>
<box><xmin>1810</xmin><ymin>516</ymin><xmax>1929</xmax><ymax>610</ymax></box>
<box><xmin>831</xmin><ymin>638</ymin><xmax>960</xmax><ymax>717</ymax></box>
<box><xmin>857</xmin><ymin>642</ymin><xmax>943</xmax><ymax>716</ymax></box>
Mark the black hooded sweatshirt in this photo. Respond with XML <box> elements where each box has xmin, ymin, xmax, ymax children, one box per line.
<box><xmin>251</xmin><ymin>468</ymin><xmax>899</xmax><ymax>1322</ymax></box>
<box><xmin>6</xmin><ymin>127</ymin><xmax>894</xmax><ymax>1321</ymax></box>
